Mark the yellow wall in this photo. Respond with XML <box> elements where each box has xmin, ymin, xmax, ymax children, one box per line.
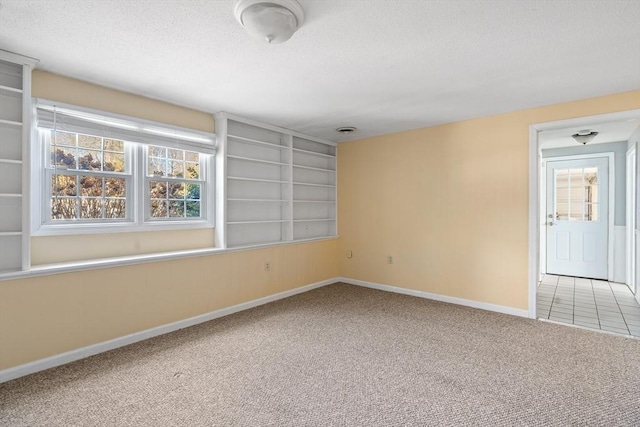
<box><xmin>0</xmin><ymin>240</ymin><xmax>339</xmax><ymax>369</ymax></box>
<box><xmin>31</xmin><ymin>229</ymin><xmax>215</xmax><ymax>265</ymax></box>
<box><xmin>338</xmin><ymin>90</ymin><xmax>640</xmax><ymax>310</ymax></box>
<box><xmin>32</xmin><ymin>70</ymin><xmax>214</xmax><ymax>132</ymax></box>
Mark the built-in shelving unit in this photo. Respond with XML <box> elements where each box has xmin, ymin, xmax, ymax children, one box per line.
<box><xmin>215</xmin><ymin>113</ymin><xmax>337</xmax><ymax>248</ymax></box>
<box><xmin>0</xmin><ymin>50</ymin><xmax>38</xmax><ymax>274</ymax></box>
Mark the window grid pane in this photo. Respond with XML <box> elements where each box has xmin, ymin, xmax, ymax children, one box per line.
<box><xmin>48</xmin><ymin>130</ymin><xmax>130</xmax><ymax>221</ymax></box>
<box><xmin>50</xmin><ymin>130</ymin><xmax>126</xmax><ymax>174</ymax></box>
<box><xmin>554</xmin><ymin>166</ymin><xmax>599</xmax><ymax>222</ymax></box>
<box><xmin>147</xmin><ymin>146</ymin><xmax>203</xmax><ymax>220</ymax></box>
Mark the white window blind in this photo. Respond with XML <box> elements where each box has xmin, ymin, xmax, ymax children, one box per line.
<box><xmin>35</xmin><ymin>99</ymin><xmax>216</xmax><ymax>154</ymax></box>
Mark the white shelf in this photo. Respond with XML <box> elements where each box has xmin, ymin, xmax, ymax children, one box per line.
<box><xmin>0</xmin><ymin>158</ymin><xmax>22</xmax><ymax>165</ymax></box>
<box><xmin>227</xmin><ymin>155</ymin><xmax>289</xmax><ymax>167</ymax></box>
<box><xmin>0</xmin><ymin>119</ymin><xmax>22</xmax><ymax>127</ymax></box>
<box><xmin>228</xmin><ymin>220</ymin><xmax>289</xmax><ymax>225</ymax></box>
<box><xmin>293</xmin><ymin>164</ymin><xmax>334</xmax><ymax>173</ymax></box>
<box><xmin>292</xmin><ymin>147</ymin><xmax>335</xmax><ymax>158</ymax></box>
<box><xmin>293</xmin><ymin>200</ymin><xmax>336</xmax><ymax>204</ymax></box>
<box><xmin>0</xmin><ymin>51</ymin><xmax>35</xmax><ymax>274</ymax></box>
<box><xmin>0</xmin><ymin>85</ymin><xmax>22</xmax><ymax>98</ymax></box>
<box><xmin>221</xmin><ymin>115</ymin><xmax>337</xmax><ymax>248</ymax></box>
<box><xmin>228</xmin><ymin>134</ymin><xmax>289</xmax><ymax>150</ymax></box>
<box><xmin>292</xmin><ymin>181</ymin><xmax>336</xmax><ymax>188</ymax></box>
<box><xmin>228</xmin><ymin>176</ymin><xmax>289</xmax><ymax>184</ymax></box>
<box><xmin>228</xmin><ymin>198</ymin><xmax>289</xmax><ymax>202</ymax></box>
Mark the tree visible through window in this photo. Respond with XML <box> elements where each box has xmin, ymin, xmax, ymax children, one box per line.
<box><xmin>147</xmin><ymin>146</ymin><xmax>203</xmax><ymax>219</ymax></box>
<box><xmin>35</xmin><ymin>100</ymin><xmax>214</xmax><ymax>233</ymax></box>
<box><xmin>44</xmin><ymin>134</ymin><xmax>208</xmax><ymax>224</ymax></box>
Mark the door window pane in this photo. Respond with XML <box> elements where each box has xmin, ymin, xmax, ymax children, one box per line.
<box><xmin>586</xmin><ymin>203</ymin><xmax>599</xmax><ymax>221</ymax></box>
<box><xmin>556</xmin><ymin>187</ymin><xmax>569</xmax><ymax>202</ymax></box>
<box><xmin>569</xmin><ymin>202</ymin><xmax>584</xmax><ymax>221</ymax></box>
<box><xmin>584</xmin><ymin>185</ymin><xmax>598</xmax><ymax>204</ymax></box>
<box><xmin>556</xmin><ymin>203</ymin><xmax>569</xmax><ymax>220</ymax></box>
<box><xmin>555</xmin><ymin>169</ymin><xmax>569</xmax><ymax>187</ymax></box>
<box><xmin>584</xmin><ymin>167</ymin><xmax>598</xmax><ymax>184</ymax></box>
<box><xmin>554</xmin><ymin>165</ymin><xmax>599</xmax><ymax>222</ymax></box>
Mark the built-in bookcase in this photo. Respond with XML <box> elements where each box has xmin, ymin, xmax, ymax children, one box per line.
<box><xmin>0</xmin><ymin>50</ymin><xmax>37</xmax><ymax>274</ymax></box>
<box><xmin>292</xmin><ymin>136</ymin><xmax>336</xmax><ymax>240</ymax></box>
<box><xmin>216</xmin><ymin>114</ymin><xmax>337</xmax><ymax>248</ymax></box>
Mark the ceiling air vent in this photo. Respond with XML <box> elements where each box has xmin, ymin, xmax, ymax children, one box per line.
<box><xmin>336</xmin><ymin>127</ymin><xmax>357</xmax><ymax>135</ymax></box>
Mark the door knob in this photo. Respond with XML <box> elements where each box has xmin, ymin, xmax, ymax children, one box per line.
<box><xmin>547</xmin><ymin>221</ymin><xmax>554</xmax><ymax>226</ymax></box>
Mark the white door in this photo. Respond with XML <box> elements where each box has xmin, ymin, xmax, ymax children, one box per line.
<box><xmin>546</xmin><ymin>157</ymin><xmax>609</xmax><ymax>279</ymax></box>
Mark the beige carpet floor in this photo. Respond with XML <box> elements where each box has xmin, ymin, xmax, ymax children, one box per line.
<box><xmin>1</xmin><ymin>283</ymin><xmax>639</xmax><ymax>426</ymax></box>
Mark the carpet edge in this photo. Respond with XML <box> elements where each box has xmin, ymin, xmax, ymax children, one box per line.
<box><xmin>339</xmin><ymin>277</ymin><xmax>530</xmax><ymax>319</ymax></box>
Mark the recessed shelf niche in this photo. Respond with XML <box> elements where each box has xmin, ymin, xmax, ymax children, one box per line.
<box><xmin>0</xmin><ymin>50</ymin><xmax>37</xmax><ymax>274</ymax></box>
<box><xmin>216</xmin><ymin>114</ymin><xmax>337</xmax><ymax>248</ymax></box>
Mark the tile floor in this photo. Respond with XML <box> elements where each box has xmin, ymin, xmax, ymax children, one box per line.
<box><xmin>537</xmin><ymin>275</ymin><xmax>640</xmax><ymax>337</ymax></box>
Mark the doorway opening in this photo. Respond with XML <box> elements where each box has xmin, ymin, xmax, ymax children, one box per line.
<box><xmin>528</xmin><ymin>109</ymin><xmax>640</xmax><ymax>336</ymax></box>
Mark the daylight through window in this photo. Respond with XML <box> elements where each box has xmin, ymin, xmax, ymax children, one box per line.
<box><xmin>34</xmin><ymin>100</ymin><xmax>215</xmax><ymax>234</ymax></box>
<box><xmin>147</xmin><ymin>146</ymin><xmax>203</xmax><ymax>219</ymax></box>
<box><xmin>49</xmin><ymin>130</ymin><xmax>129</xmax><ymax>221</ymax></box>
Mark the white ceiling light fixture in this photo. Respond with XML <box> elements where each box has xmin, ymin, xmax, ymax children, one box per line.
<box><xmin>234</xmin><ymin>0</ymin><xmax>305</xmax><ymax>44</ymax></box>
<box><xmin>572</xmin><ymin>130</ymin><xmax>599</xmax><ymax>145</ymax></box>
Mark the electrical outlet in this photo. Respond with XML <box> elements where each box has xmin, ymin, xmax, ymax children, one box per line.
<box><xmin>264</xmin><ymin>262</ymin><xmax>271</xmax><ymax>271</ymax></box>
<box><xmin>387</xmin><ymin>256</ymin><xmax>393</xmax><ymax>264</ymax></box>
<box><xmin>346</xmin><ymin>250</ymin><xmax>353</xmax><ymax>259</ymax></box>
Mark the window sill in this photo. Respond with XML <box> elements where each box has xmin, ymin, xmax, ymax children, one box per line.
<box><xmin>0</xmin><ymin>236</ymin><xmax>339</xmax><ymax>281</ymax></box>
<box><xmin>32</xmin><ymin>220</ymin><xmax>214</xmax><ymax>236</ymax></box>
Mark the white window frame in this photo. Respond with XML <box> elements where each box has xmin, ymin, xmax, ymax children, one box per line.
<box><xmin>31</xmin><ymin>100</ymin><xmax>215</xmax><ymax>236</ymax></box>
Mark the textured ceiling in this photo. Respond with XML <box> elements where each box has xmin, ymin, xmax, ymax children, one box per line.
<box><xmin>1</xmin><ymin>0</ymin><xmax>639</xmax><ymax>142</ymax></box>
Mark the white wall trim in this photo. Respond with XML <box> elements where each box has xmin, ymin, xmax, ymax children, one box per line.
<box><xmin>340</xmin><ymin>277</ymin><xmax>529</xmax><ymax>318</ymax></box>
<box><xmin>613</xmin><ymin>225</ymin><xmax>627</xmax><ymax>284</ymax></box>
<box><xmin>626</xmin><ymin>143</ymin><xmax>637</xmax><ymax>292</ymax></box>
<box><xmin>0</xmin><ymin>277</ymin><xmax>338</xmax><ymax>384</ymax></box>
<box><xmin>0</xmin><ymin>236</ymin><xmax>339</xmax><ymax>281</ymax></box>
<box><xmin>528</xmin><ymin>125</ymin><xmax>540</xmax><ymax>319</ymax></box>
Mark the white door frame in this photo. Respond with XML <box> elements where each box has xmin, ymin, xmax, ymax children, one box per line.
<box><xmin>626</xmin><ymin>144</ymin><xmax>637</xmax><ymax>296</ymax></box>
<box><xmin>527</xmin><ymin>109</ymin><xmax>640</xmax><ymax>319</ymax></box>
<box><xmin>542</xmin><ymin>153</ymin><xmax>614</xmax><ymax>280</ymax></box>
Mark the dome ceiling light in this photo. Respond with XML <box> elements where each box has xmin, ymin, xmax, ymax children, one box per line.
<box><xmin>572</xmin><ymin>130</ymin><xmax>599</xmax><ymax>145</ymax></box>
<box><xmin>234</xmin><ymin>0</ymin><xmax>305</xmax><ymax>44</ymax></box>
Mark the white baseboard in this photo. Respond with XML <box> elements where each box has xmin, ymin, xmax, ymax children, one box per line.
<box><xmin>339</xmin><ymin>277</ymin><xmax>529</xmax><ymax>318</ymax></box>
<box><xmin>1</xmin><ymin>276</ymin><xmax>530</xmax><ymax>383</ymax></box>
<box><xmin>0</xmin><ymin>278</ymin><xmax>337</xmax><ymax>384</ymax></box>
